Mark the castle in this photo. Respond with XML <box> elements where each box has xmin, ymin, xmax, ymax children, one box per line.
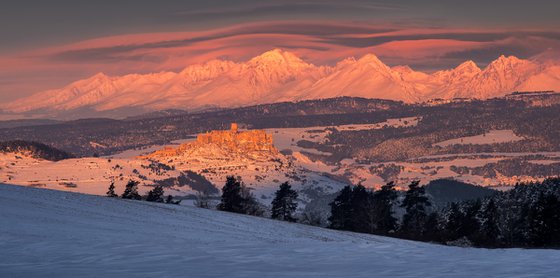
<box><xmin>195</xmin><ymin>123</ymin><xmax>275</xmax><ymax>152</ymax></box>
<box><xmin>147</xmin><ymin>123</ymin><xmax>278</xmax><ymax>158</ymax></box>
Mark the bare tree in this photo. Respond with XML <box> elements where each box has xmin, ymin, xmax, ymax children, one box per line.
<box><xmin>194</xmin><ymin>191</ymin><xmax>212</xmax><ymax>209</ymax></box>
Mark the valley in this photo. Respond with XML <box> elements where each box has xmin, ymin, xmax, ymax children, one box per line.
<box><xmin>0</xmin><ymin>125</ymin><xmax>348</xmax><ymax>208</ymax></box>
<box><xmin>0</xmin><ymin>95</ymin><xmax>558</xmax><ymax>233</ymax></box>
<box><xmin>2</xmin><ymin>95</ymin><xmax>560</xmax><ymax>209</ymax></box>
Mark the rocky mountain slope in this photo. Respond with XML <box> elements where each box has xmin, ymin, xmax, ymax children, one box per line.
<box><xmin>3</xmin><ymin>49</ymin><xmax>560</xmax><ymax>117</ymax></box>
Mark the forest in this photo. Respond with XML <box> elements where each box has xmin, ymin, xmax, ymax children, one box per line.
<box><xmin>326</xmin><ymin>178</ymin><xmax>560</xmax><ymax>248</ymax></box>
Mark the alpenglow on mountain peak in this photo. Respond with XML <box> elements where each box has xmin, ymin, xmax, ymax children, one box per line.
<box><xmin>454</xmin><ymin>60</ymin><xmax>481</xmax><ymax>73</ymax></box>
<box><xmin>251</xmin><ymin>48</ymin><xmax>301</xmax><ymax>62</ymax></box>
<box><xmin>3</xmin><ymin>49</ymin><xmax>560</xmax><ymax>117</ymax></box>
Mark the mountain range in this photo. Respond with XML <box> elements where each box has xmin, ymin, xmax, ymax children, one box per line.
<box><xmin>3</xmin><ymin>49</ymin><xmax>560</xmax><ymax>116</ymax></box>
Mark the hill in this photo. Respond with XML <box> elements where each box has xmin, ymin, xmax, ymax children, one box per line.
<box><xmin>0</xmin><ymin>126</ymin><xmax>345</xmax><ymax>205</ymax></box>
<box><xmin>0</xmin><ymin>140</ymin><xmax>73</xmax><ymax>161</ymax></box>
<box><xmin>0</xmin><ymin>118</ymin><xmax>61</xmax><ymax>129</ymax></box>
<box><xmin>425</xmin><ymin>179</ymin><xmax>498</xmax><ymax>207</ymax></box>
<box><xmin>0</xmin><ymin>97</ymin><xmax>408</xmax><ymax>156</ymax></box>
<box><xmin>1</xmin><ymin>183</ymin><xmax>558</xmax><ymax>277</ymax></box>
<box><xmin>2</xmin><ymin>97</ymin><xmax>560</xmax><ymax>188</ymax></box>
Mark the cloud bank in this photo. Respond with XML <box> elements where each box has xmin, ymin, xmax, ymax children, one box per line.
<box><xmin>1</xmin><ymin>21</ymin><xmax>560</xmax><ymax>101</ymax></box>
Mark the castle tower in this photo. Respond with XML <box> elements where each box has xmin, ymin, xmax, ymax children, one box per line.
<box><xmin>230</xmin><ymin>123</ymin><xmax>238</xmax><ymax>132</ymax></box>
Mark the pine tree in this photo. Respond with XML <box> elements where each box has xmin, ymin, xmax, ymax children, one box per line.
<box><xmin>444</xmin><ymin>202</ymin><xmax>464</xmax><ymax>241</ymax></box>
<box><xmin>271</xmin><ymin>182</ymin><xmax>298</xmax><ymax>222</ymax></box>
<box><xmin>218</xmin><ymin>176</ymin><xmax>246</xmax><ymax>213</ymax></box>
<box><xmin>372</xmin><ymin>182</ymin><xmax>398</xmax><ymax>235</ymax></box>
<box><xmin>400</xmin><ymin>181</ymin><xmax>431</xmax><ymax>239</ymax></box>
<box><xmin>424</xmin><ymin>212</ymin><xmax>442</xmax><ymax>242</ymax></box>
<box><xmin>527</xmin><ymin>193</ymin><xmax>560</xmax><ymax>247</ymax></box>
<box><xmin>146</xmin><ymin>184</ymin><xmax>165</xmax><ymax>202</ymax></box>
<box><xmin>121</xmin><ymin>180</ymin><xmax>141</xmax><ymax>200</ymax></box>
<box><xmin>328</xmin><ymin>184</ymin><xmax>376</xmax><ymax>233</ymax></box>
<box><xmin>328</xmin><ymin>185</ymin><xmax>353</xmax><ymax>230</ymax></box>
<box><xmin>475</xmin><ymin>199</ymin><xmax>500</xmax><ymax>247</ymax></box>
<box><xmin>217</xmin><ymin>176</ymin><xmax>262</xmax><ymax>215</ymax></box>
<box><xmin>462</xmin><ymin>199</ymin><xmax>482</xmax><ymax>240</ymax></box>
<box><xmin>349</xmin><ymin>184</ymin><xmax>375</xmax><ymax>233</ymax></box>
<box><xmin>106</xmin><ymin>182</ymin><xmax>117</xmax><ymax>197</ymax></box>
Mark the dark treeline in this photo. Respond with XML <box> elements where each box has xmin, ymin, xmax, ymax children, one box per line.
<box><xmin>328</xmin><ymin>178</ymin><xmax>560</xmax><ymax>248</ymax></box>
<box><xmin>319</xmin><ymin>99</ymin><xmax>560</xmax><ymax>163</ymax></box>
<box><xmin>451</xmin><ymin>158</ymin><xmax>560</xmax><ymax>179</ymax></box>
<box><xmin>2</xmin><ymin>96</ymin><xmax>560</xmax><ymax>162</ymax></box>
<box><xmin>217</xmin><ymin>176</ymin><xmax>264</xmax><ymax>216</ymax></box>
<box><xmin>106</xmin><ymin>176</ymin><xmax>300</xmax><ymax>222</ymax></box>
<box><xmin>107</xmin><ymin>175</ymin><xmax>560</xmax><ymax>248</ymax></box>
<box><xmin>216</xmin><ymin>176</ymin><xmax>299</xmax><ymax>222</ymax></box>
<box><xmin>107</xmin><ymin>180</ymin><xmax>181</xmax><ymax>205</ymax></box>
<box><xmin>0</xmin><ymin>140</ymin><xmax>74</xmax><ymax>161</ymax></box>
<box><xmin>0</xmin><ymin>97</ymin><xmax>408</xmax><ymax>156</ymax></box>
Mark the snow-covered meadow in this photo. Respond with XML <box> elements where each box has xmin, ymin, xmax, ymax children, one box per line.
<box><xmin>1</xmin><ymin>183</ymin><xmax>558</xmax><ymax>278</ymax></box>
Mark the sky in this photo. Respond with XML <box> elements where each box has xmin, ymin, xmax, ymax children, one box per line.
<box><xmin>1</xmin><ymin>0</ymin><xmax>560</xmax><ymax>102</ymax></box>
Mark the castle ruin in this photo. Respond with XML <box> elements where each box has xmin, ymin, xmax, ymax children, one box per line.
<box><xmin>146</xmin><ymin>123</ymin><xmax>278</xmax><ymax>158</ymax></box>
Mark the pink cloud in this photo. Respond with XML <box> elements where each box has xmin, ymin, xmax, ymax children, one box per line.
<box><xmin>0</xmin><ymin>21</ymin><xmax>558</xmax><ymax>101</ymax></box>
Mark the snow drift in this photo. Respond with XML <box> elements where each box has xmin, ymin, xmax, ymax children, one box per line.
<box><xmin>1</xmin><ymin>183</ymin><xmax>558</xmax><ymax>277</ymax></box>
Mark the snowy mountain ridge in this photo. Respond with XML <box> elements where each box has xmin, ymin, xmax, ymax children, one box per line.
<box><xmin>4</xmin><ymin>49</ymin><xmax>560</xmax><ymax>115</ymax></box>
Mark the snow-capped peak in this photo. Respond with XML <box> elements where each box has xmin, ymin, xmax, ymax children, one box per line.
<box><xmin>4</xmin><ymin>50</ymin><xmax>560</xmax><ymax>116</ymax></box>
<box><xmin>357</xmin><ymin>53</ymin><xmax>385</xmax><ymax>66</ymax></box>
<box><xmin>178</xmin><ymin>59</ymin><xmax>237</xmax><ymax>82</ymax></box>
<box><xmin>392</xmin><ymin>65</ymin><xmax>414</xmax><ymax>74</ymax></box>
<box><xmin>248</xmin><ymin>48</ymin><xmax>309</xmax><ymax>68</ymax></box>
<box><xmin>497</xmin><ymin>54</ymin><xmax>521</xmax><ymax>63</ymax></box>
<box><xmin>485</xmin><ymin>55</ymin><xmax>529</xmax><ymax>72</ymax></box>
<box><xmin>454</xmin><ymin>60</ymin><xmax>481</xmax><ymax>74</ymax></box>
<box><xmin>91</xmin><ymin>72</ymin><xmax>109</xmax><ymax>79</ymax></box>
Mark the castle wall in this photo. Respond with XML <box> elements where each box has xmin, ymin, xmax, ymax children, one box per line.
<box><xmin>147</xmin><ymin>127</ymin><xmax>277</xmax><ymax>159</ymax></box>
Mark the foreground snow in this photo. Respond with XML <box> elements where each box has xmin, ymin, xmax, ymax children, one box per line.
<box><xmin>1</xmin><ymin>184</ymin><xmax>558</xmax><ymax>278</ymax></box>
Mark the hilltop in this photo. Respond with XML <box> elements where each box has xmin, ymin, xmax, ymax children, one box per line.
<box><xmin>0</xmin><ymin>140</ymin><xmax>73</xmax><ymax>161</ymax></box>
<box><xmin>144</xmin><ymin>123</ymin><xmax>346</xmax><ymax>202</ymax></box>
<box><xmin>147</xmin><ymin>123</ymin><xmax>279</xmax><ymax>161</ymax></box>
<box><xmin>0</xmin><ymin>124</ymin><xmax>346</xmax><ymax>205</ymax></box>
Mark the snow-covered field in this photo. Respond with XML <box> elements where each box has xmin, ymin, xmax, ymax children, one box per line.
<box><xmin>1</xmin><ymin>183</ymin><xmax>558</xmax><ymax>278</ymax></box>
<box><xmin>0</xmin><ymin>138</ymin><xmax>347</xmax><ymax>207</ymax></box>
<box><xmin>1</xmin><ymin>122</ymin><xmax>555</xmax><ymax>199</ymax></box>
<box><xmin>0</xmin><ymin>152</ymin><xmax>186</xmax><ymax>196</ymax></box>
<box><xmin>1</xmin><ymin>117</ymin><xmax>558</xmax><ymax>201</ymax></box>
<box><xmin>263</xmin><ymin>125</ymin><xmax>558</xmax><ymax>188</ymax></box>
<box><xmin>266</xmin><ymin>117</ymin><xmax>421</xmax><ymax>153</ymax></box>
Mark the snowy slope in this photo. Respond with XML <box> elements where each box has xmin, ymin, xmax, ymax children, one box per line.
<box><xmin>265</xmin><ymin>124</ymin><xmax>560</xmax><ymax>188</ymax></box>
<box><xmin>1</xmin><ymin>184</ymin><xmax>558</xmax><ymax>278</ymax></box>
<box><xmin>4</xmin><ymin>49</ymin><xmax>560</xmax><ymax>116</ymax></box>
<box><xmin>1</xmin><ymin>122</ymin><xmax>550</xmax><ymax>198</ymax></box>
<box><xmin>0</xmin><ymin>137</ymin><xmax>347</xmax><ymax>205</ymax></box>
<box><xmin>301</xmin><ymin>54</ymin><xmax>421</xmax><ymax>103</ymax></box>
